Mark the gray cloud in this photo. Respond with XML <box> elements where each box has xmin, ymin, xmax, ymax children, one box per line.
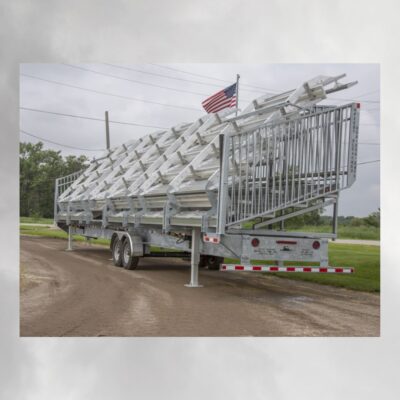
<box><xmin>0</xmin><ymin>0</ymin><xmax>397</xmax><ymax>399</ymax></box>
<box><xmin>1</xmin><ymin>339</ymin><xmax>279</xmax><ymax>400</ymax></box>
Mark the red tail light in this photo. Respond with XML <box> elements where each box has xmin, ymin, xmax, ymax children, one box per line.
<box><xmin>251</xmin><ymin>238</ymin><xmax>260</xmax><ymax>247</ymax></box>
<box><xmin>312</xmin><ymin>241</ymin><xmax>320</xmax><ymax>250</ymax></box>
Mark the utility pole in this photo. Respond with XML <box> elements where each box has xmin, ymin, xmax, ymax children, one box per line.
<box><xmin>105</xmin><ymin>111</ymin><xmax>110</xmax><ymax>150</ymax></box>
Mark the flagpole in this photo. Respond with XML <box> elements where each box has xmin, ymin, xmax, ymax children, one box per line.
<box><xmin>235</xmin><ymin>74</ymin><xmax>240</xmax><ymax>117</ymax></box>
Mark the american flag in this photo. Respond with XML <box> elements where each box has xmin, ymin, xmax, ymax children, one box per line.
<box><xmin>201</xmin><ymin>83</ymin><xmax>237</xmax><ymax>113</ymax></box>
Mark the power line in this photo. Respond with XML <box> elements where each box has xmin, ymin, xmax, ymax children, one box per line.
<box><xmin>104</xmin><ymin>63</ymin><xmax>267</xmax><ymax>94</ymax></box>
<box><xmin>341</xmin><ymin>91</ymin><xmax>380</xmax><ymax>104</ymax></box>
<box><xmin>20</xmin><ymin>106</ymin><xmax>380</xmax><ymax>144</ymax></box>
<box><xmin>326</xmin><ymin>89</ymin><xmax>380</xmax><ymax>105</ymax></box>
<box><xmin>149</xmin><ymin>63</ymin><xmax>281</xmax><ymax>93</ymax></box>
<box><xmin>21</xmin><ymin>71</ymin><xmax>382</xmax><ymax>134</ymax></box>
<box><xmin>63</xmin><ymin>64</ymin><xmax>213</xmax><ymax>97</ymax></box>
<box><xmin>355</xmin><ymin>99</ymin><xmax>380</xmax><ymax>104</ymax></box>
<box><xmin>21</xmin><ymin>128</ymin><xmax>380</xmax><ymax>165</ymax></box>
<box><xmin>20</xmin><ymin>106</ymin><xmax>167</xmax><ymax>129</ymax></box>
<box><xmin>148</xmin><ymin>64</ymin><xmax>380</xmax><ymax>105</ymax></box>
<box><xmin>63</xmin><ymin>64</ymin><xmax>254</xmax><ymax>102</ymax></box>
<box><xmin>19</xmin><ymin>105</ymin><xmax>380</xmax><ymax>149</ymax></box>
<box><xmin>325</xmin><ymin>97</ymin><xmax>380</xmax><ymax>104</ymax></box>
<box><xmin>18</xmin><ymin>104</ymin><xmax>382</xmax><ymax>131</ymax></box>
<box><xmin>353</xmin><ymin>89</ymin><xmax>380</xmax><ymax>99</ymax></box>
<box><xmin>20</xmin><ymin>73</ymin><xmax>203</xmax><ymax>112</ymax></box>
<box><xmin>358</xmin><ymin>159</ymin><xmax>380</xmax><ymax>165</ymax></box>
<box><xmin>22</xmin><ymin>70</ymin><xmax>378</xmax><ymax>118</ymax></box>
<box><xmin>20</xmin><ymin>129</ymin><xmax>105</xmax><ymax>151</ymax></box>
<box><xmin>19</xmin><ymin>105</ymin><xmax>381</xmax><ymax>143</ymax></box>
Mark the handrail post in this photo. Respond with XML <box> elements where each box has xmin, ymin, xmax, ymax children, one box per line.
<box><xmin>53</xmin><ymin>178</ymin><xmax>59</xmax><ymax>226</ymax></box>
<box><xmin>66</xmin><ymin>225</ymin><xmax>73</xmax><ymax>251</ymax></box>
<box><xmin>184</xmin><ymin>227</ymin><xmax>203</xmax><ymax>288</ymax></box>
<box><xmin>332</xmin><ymin>194</ymin><xmax>339</xmax><ymax>240</ymax></box>
<box><xmin>216</xmin><ymin>125</ymin><xmax>233</xmax><ymax>235</ymax></box>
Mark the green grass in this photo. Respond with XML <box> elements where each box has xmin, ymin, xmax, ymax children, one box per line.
<box><xmin>225</xmin><ymin>243</ymin><xmax>380</xmax><ymax>292</ymax></box>
<box><xmin>290</xmin><ymin>225</ymin><xmax>380</xmax><ymax>240</ymax></box>
<box><xmin>21</xmin><ymin>218</ymin><xmax>379</xmax><ymax>239</ymax></box>
<box><xmin>20</xmin><ymin>226</ymin><xmax>379</xmax><ymax>292</ymax></box>
<box><xmin>20</xmin><ymin>216</ymin><xmax>54</xmax><ymax>224</ymax></box>
<box><xmin>20</xmin><ymin>225</ymin><xmax>111</xmax><ymax>246</ymax></box>
<box><xmin>241</xmin><ymin>222</ymin><xmax>380</xmax><ymax>240</ymax></box>
<box><xmin>273</xmin><ymin>243</ymin><xmax>379</xmax><ymax>292</ymax></box>
<box><xmin>19</xmin><ymin>226</ymin><xmax>175</xmax><ymax>251</ymax></box>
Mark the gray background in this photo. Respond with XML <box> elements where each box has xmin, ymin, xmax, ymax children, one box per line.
<box><xmin>1</xmin><ymin>0</ymin><xmax>398</xmax><ymax>399</ymax></box>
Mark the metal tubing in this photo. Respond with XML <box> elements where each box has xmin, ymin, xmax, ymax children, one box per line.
<box><xmin>185</xmin><ymin>227</ymin><xmax>203</xmax><ymax>288</ymax></box>
<box><xmin>332</xmin><ymin>195</ymin><xmax>339</xmax><ymax>240</ymax></box>
<box><xmin>235</xmin><ymin>74</ymin><xmax>240</xmax><ymax>117</ymax></box>
<box><xmin>53</xmin><ymin>178</ymin><xmax>59</xmax><ymax>226</ymax></box>
<box><xmin>254</xmin><ymin>199</ymin><xmax>335</xmax><ymax>228</ymax></box>
<box><xmin>216</xmin><ymin>125</ymin><xmax>233</xmax><ymax>235</ymax></box>
<box><xmin>66</xmin><ymin>225</ymin><xmax>73</xmax><ymax>251</ymax></box>
<box><xmin>105</xmin><ymin>111</ymin><xmax>110</xmax><ymax>150</ymax></box>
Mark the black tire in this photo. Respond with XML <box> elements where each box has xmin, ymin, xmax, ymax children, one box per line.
<box><xmin>206</xmin><ymin>255</ymin><xmax>224</xmax><ymax>270</ymax></box>
<box><xmin>121</xmin><ymin>239</ymin><xmax>139</xmax><ymax>270</ymax></box>
<box><xmin>112</xmin><ymin>238</ymin><xmax>123</xmax><ymax>267</ymax></box>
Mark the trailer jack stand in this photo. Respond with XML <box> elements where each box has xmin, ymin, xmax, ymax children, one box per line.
<box><xmin>185</xmin><ymin>228</ymin><xmax>203</xmax><ymax>288</ymax></box>
<box><xmin>66</xmin><ymin>225</ymin><xmax>73</xmax><ymax>251</ymax></box>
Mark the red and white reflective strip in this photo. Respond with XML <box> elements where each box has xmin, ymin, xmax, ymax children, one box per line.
<box><xmin>203</xmin><ymin>235</ymin><xmax>220</xmax><ymax>244</ymax></box>
<box><xmin>276</xmin><ymin>240</ymin><xmax>297</xmax><ymax>245</ymax></box>
<box><xmin>221</xmin><ymin>264</ymin><xmax>354</xmax><ymax>274</ymax></box>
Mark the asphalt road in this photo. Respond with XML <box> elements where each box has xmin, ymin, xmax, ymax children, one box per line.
<box><xmin>20</xmin><ymin>236</ymin><xmax>380</xmax><ymax>337</ymax></box>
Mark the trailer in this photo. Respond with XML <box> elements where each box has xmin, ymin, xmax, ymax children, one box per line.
<box><xmin>54</xmin><ymin>73</ymin><xmax>360</xmax><ymax>287</ymax></box>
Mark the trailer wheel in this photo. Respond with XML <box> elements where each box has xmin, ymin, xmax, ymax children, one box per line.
<box><xmin>206</xmin><ymin>256</ymin><xmax>224</xmax><ymax>270</ymax></box>
<box><xmin>112</xmin><ymin>238</ymin><xmax>123</xmax><ymax>267</ymax></box>
<box><xmin>122</xmin><ymin>239</ymin><xmax>139</xmax><ymax>270</ymax></box>
<box><xmin>199</xmin><ymin>255</ymin><xmax>207</xmax><ymax>268</ymax></box>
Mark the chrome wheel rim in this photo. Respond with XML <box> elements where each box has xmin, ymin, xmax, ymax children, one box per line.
<box><xmin>123</xmin><ymin>244</ymin><xmax>130</xmax><ymax>264</ymax></box>
<box><xmin>114</xmin><ymin>242</ymin><xmax>120</xmax><ymax>260</ymax></box>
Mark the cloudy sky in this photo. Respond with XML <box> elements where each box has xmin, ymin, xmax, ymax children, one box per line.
<box><xmin>2</xmin><ymin>1</ymin><xmax>399</xmax><ymax>399</ymax></box>
<box><xmin>20</xmin><ymin>63</ymin><xmax>379</xmax><ymax>217</ymax></box>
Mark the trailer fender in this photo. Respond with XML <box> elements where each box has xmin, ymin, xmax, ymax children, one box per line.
<box><xmin>111</xmin><ymin>231</ymin><xmax>144</xmax><ymax>257</ymax></box>
<box><xmin>110</xmin><ymin>232</ymin><xmax>120</xmax><ymax>251</ymax></box>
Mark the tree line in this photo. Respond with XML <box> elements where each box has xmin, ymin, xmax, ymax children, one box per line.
<box><xmin>20</xmin><ymin>142</ymin><xmax>89</xmax><ymax>218</ymax></box>
<box><xmin>279</xmin><ymin>209</ymin><xmax>380</xmax><ymax>229</ymax></box>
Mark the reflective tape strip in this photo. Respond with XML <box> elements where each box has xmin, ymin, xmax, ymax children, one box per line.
<box><xmin>276</xmin><ymin>240</ymin><xmax>297</xmax><ymax>245</ymax></box>
<box><xmin>221</xmin><ymin>264</ymin><xmax>354</xmax><ymax>273</ymax></box>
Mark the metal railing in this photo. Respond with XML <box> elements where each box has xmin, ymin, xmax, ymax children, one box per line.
<box><xmin>218</xmin><ymin>103</ymin><xmax>360</xmax><ymax>231</ymax></box>
<box><xmin>54</xmin><ymin>170</ymin><xmax>85</xmax><ymax>222</ymax></box>
<box><xmin>56</xmin><ymin>170</ymin><xmax>85</xmax><ymax>196</ymax></box>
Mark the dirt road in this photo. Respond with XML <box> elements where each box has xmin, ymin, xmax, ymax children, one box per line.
<box><xmin>20</xmin><ymin>236</ymin><xmax>379</xmax><ymax>337</ymax></box>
